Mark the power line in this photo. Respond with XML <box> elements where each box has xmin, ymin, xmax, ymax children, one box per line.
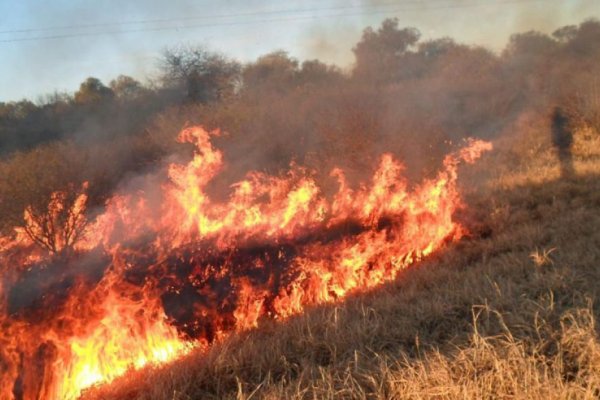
<box><xmin>0</xmin><ymin>1</ymin><xmax>435</xmax><ymax>35</ymax></box>
<box><xmin>0</xmin><ymin>0</ymin><xmax>562</xmax><ymax>44</ymax></box>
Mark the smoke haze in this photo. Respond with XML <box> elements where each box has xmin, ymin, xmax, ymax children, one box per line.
<box><xmin>1</xmin><ymin>0</ymin><xmax>598</xmax><ymax>101</ymax></box>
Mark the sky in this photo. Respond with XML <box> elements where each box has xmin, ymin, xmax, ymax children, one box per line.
<box><xmin>0</xmin><ymin>0</ymin><xmax>598</xmax><ymax>102</ymax></box>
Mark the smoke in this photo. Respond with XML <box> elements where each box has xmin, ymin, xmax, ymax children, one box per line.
<box><xmin>3</xmin><ymin>9</ymin><xmax>600</xmax><ymax>397</ymax></box>
<box><xmin>299</xmin><ymin>22</ymin><xmax>359</xmax><ymax>67</ymax></box>
<box><xmin>3</xmin><ymin>0</ymin><xmax>598</xmax><ymax>101</ymax></box>
<box><xmin>2</xmin><ymin>13</ymin><xmax>599</xmax><ymax>228</ymax></box>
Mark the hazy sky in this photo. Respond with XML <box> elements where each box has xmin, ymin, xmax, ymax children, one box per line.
<box><xmin>0</xmin><ymin>0</ymin><xmax>598</xmax><ymax>102</ymax></box>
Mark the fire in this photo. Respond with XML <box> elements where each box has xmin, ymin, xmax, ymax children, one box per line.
<box><xmin>0</xmin><ymin>126</ymin><xmax>491</xmax><ymax>399</ymax></box>
<box><xmin>56</xmin><ymin>288</ymin><xmax>191</xmax><ymax>399</ymax></box>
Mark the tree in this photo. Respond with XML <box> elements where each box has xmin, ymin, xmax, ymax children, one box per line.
<box><xmin>74</xmin><ymin>77</ymin><xmax>114</xmax><ymax>105</ymax></box>
<box><xmin>110</xmin><ymin>75</ymin><xmax>145</xmax><ymax>100</ymax></box>
<box><xmin>562</xmin><ymin>19</ymin><xmax>600</xmax><ymax>57</ymax></box>
<box><xmin>504</xmin><ymin>31</ymin><xmax>558</xmax><ymax>61</ymax></box>
<box><xmin>242</xmin><ymin>51</ymin><xmax>299</xmax><ymax>94</ymax></box>
<box><xmin>1</xmin><ymin>100</ymin><xmax>38</xmax><ymax>120</ymax></box>
<box><xmin>297</xmin><ymin>60</ymin><xmax>343</xmax><ymax>88</ymax></box>
<box><xmin>353</xmin><ymin>18</ymin><xmax>421</xmax><ymax>83</ymax></box>
<box><xmin>22</xmin><ymin>183</ymin><xmax>89</xmax><ymax>255</ymax></box>
<box><xmin>553</xmin><ymin>25</ymin><xmax>578</xmax><ymax>43</ymax></box>
<box><xmin>161</xmin><ymin>45</ymin><xmax>240</xmax><ymax>103</ymax></box>
<box><xmin>418</xmin><ymin>38</ymin><xmax>459</xmax><ymax>60</ymax></box>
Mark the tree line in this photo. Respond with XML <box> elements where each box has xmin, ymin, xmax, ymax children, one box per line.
<box><xmin>1</xmin><ymin>18</ymin><xmax>599</xmax><ymax>251</ymax></box>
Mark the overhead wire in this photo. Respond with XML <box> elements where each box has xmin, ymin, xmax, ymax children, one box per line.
<box><xmin>0</xmin><ymin>1</ymin><xmax>457</xmax><ymax>35</ymax></box>
<box><xmin>0</xmin><ymin>0</ymin><xmax>564</xmax><ymax>44</ymax></box>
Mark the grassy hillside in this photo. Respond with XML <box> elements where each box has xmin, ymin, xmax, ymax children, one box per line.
<box><xmin>82</xmin><ymin>117</ymin><xmax>600</xmax><ymax>399</ymax></box>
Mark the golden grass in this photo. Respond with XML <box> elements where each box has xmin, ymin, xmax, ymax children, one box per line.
<box><xmin>82</xmin><ymin>116</ymin><xmax>600</xmax><ymax>400</ymax></box>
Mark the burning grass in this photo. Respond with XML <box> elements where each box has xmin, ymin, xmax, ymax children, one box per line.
<box><xmin>0</xmin><ymin>125</ymin><xmax>491</xmax><ymax>399</ymax></box>
<box><xmin>79</xmin><ymin>123</ymin><xmax>600</xmax><ymax>399</ymax></box>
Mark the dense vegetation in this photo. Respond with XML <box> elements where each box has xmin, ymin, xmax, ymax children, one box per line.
<box><xmin>1</xmin><ymin>17</ymin><xmax>599</xmax><ymax>242</ymax></box>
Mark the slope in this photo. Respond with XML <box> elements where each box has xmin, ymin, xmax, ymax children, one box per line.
<box><xmin>82</xmin><ymin>115</ymin><xmax>600</xmax><ymax>399</ymax></box>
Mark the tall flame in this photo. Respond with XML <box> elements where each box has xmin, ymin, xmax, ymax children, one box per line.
<box><xmin>0</xmin><ymin>126</ymin><xmax>491</xmax><ymax>399</ymax></box>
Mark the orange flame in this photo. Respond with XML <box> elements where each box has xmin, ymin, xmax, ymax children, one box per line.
<box><xmin>0</xmin><ymin>126</ymin><xmax>491</xmax><ymax>399</ymax></box>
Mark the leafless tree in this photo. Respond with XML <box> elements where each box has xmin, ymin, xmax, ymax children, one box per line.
<box><xmin>22</xmin><ymin>183</ymin><xmax>89</xmax><ymax>254</ymax></box>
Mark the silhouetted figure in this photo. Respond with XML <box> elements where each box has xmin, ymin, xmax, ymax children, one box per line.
<box><xmin>551</xmin><ymin>107</ymin><xmax>575</xmax><ymax>178</ymax></box>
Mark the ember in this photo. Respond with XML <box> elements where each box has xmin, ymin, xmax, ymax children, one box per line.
<box><xmin>0</xmin><ymin>126</ymin><xmax>491</xmax><ymax>399</ymax></box>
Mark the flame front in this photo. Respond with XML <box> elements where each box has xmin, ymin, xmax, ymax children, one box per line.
<box><xmin>0</xmin><ymin>126</ymin><xmax>491</xmax><ymax>399</ymax></box>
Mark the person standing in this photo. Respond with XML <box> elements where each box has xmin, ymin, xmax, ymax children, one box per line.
<box><xmin>551</xmin><ymin>106</ymin><xmax>575</xmax><ymax>178</ymax></box>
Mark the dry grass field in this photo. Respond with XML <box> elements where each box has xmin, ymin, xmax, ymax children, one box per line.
<box><xmin>82</xmin><ymin>114</ymin><xmax>600</xmax><ymax>399</ymax></box>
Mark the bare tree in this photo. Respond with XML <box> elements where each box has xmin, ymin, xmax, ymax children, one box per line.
<box><xmin>22</xmin><ymin>183</ymin><xmax>89</xmax><ymax>254</ymax></box>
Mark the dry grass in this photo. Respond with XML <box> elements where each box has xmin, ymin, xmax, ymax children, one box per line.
<box><xmin>82</xmin><ymin>117</ymin><xmax>600</xmax><ymax>400</ymax></box>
